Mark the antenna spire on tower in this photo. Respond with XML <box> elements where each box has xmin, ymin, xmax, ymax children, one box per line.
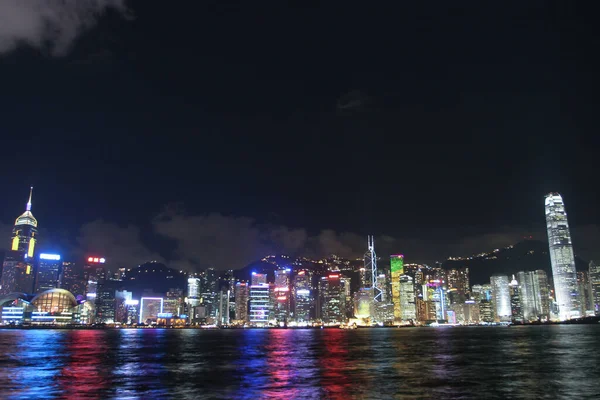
<box><xmin>26</xmin><ymin>186</ymin><xmax>33</xmax><ymax>211</ymax></box>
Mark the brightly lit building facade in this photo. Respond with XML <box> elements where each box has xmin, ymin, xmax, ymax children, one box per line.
<box><xmin>0</xmin><ymin>251</ymin><xmax>34</xmax><ymax>295</ymax></box>
<box><xmin>35</xmin><ymin>253</ymin><xmax>62</xmax><ymax>293</ymax></box>
<box><xmin>491</xmin><ymin>275</ymin><xmax>511</xmax><ymax>322</ymax></box>
<box><xmin>399</xmin><ymin>275</ymin><xmax>416</xmax><ymax>320</ymax></box>
<box><xmin>517</xmin><ymin>270</ymin><xmax>550</xmax><ymax>321</ymax></box>
<box><xmin>273</xmin><ymin>268</ymin><xmax>291</xmax><ymax>323</ymax></box>
<box><xmin>249</xmin><ymin>283</ymin><xmax>271</xmax><ymax>326</ymax></box>
<box><xmin>353</xmin><ymin>288</ymin><xmax>374</xmax><ymax>320</ymax></box>
<box><xmin>139</xmin><ymin>297</ymin><xmax>164</xmax><ymax>324</ymax></box>
<box><xmin>234</xmin><ymin>282</ymin><xmax>249</xmax><ymax>322</ymax></box>
<box><xmin>508</xmin><ymin>275</ymin><xmax>523</xmax><ymax>322</ymax></box>
<box><xmin>576</xmin><ymin>271</ymin><xmax>595</xmax><ymax>317</ymax></box>
<box><xmin>545</xmin><ymin>193</ymin><xmax>580</xmax><ymax>320</ymax></box>
<box><xmin>293</xmin><ymin>270</ymin><xmax>312</xmax><ymax>322</ymax></box>
<box><xmin>11</xmin><ymin>187</ymin><xmax>38</xmax><ymax>258</ymax></box>
<box><xmin>187</xmin><ymin>276</ymin><xmax>201</xmax><ymax>307</ymax></box>
<box><xmin>390</xmin><ymin>255</ymin><xmax>404</xmax><ymax>319</ymax></box>
<box><xmin>59</xmin><ymin>262</ymin><xmax>85</xmax><ymax>297</ymax></box>
<box><xmin>590</xmin><ymin>261</ymin><xmax>600</xmax><ymax>315</ymax></box>
<box><xmin>0</xmin><ymin>289</ymin><xmax>96</xmax><ymax>325</ymax></box>
<box><xmin>318</xmin><ymin>273</ymin><xmax>347</xmax><ymax>324</ymax></box>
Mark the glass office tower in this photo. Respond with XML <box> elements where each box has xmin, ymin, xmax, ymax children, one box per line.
<box><xmin>545</xmin><ymin>193</ymin><xmax>580</xmax><ymax>320</ymax></box>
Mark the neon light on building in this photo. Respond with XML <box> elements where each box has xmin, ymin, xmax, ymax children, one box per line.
<box><xmin>10</xmin><ymin>187</ymin><xmax>38</xmax><ymax>258</ymax></box>
<box><xmin>139</xmin><ymin>297</ymin><xmax>164</xmax><ymax>324</ymax></box>
<box><xmin>391</xmin><ymin>255</ymin><xmax>404</xmax><ymax>319</ymax></box>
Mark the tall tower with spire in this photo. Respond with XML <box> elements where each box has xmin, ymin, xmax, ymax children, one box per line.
<box><xmin>10</xmin><ymin>187</ymin><xmax>38</xmax><ymax>258</ymax></box>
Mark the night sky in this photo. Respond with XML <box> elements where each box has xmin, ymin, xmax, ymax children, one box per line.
<box><xmin>0</xmin><ymin>1</ymin><xmax>599</xmax><ymax>270</ymax></box>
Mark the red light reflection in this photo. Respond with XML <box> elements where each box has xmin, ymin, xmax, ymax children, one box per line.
<box><xmin>57</xmin><ymin>330</ymin><xmax>109</xmax><ymax>397</ymax></box>
<box><xmin>319</xmin><ymin>330</ymin><xmax>352</xmax><ymax>398</ymax></box>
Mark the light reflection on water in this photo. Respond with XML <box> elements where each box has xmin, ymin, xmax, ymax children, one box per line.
<box><xmin>0</xmin><ymin>326</ymin><xmax>599</xmax><ymax>399</ymax></box>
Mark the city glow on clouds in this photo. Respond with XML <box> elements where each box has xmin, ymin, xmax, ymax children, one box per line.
<box><xmin>0</xmin><ymin>0</ymin><xmax>129</xmax><ymax>55</ymax></box>
<box><xmin>11</xmin><ymin>210</ymin><xmax>600</xmax><ymax>271</ymax></box>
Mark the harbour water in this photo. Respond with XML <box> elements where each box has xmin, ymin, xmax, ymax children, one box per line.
<box><xmin>0</xmin><ymin>325</ymin><xmax>599</xmax><ymax>399</ymax></box>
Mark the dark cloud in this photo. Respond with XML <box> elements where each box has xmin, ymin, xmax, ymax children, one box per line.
<box><xmin>0</xmin><ymin>0</ymin><xmax>129</xmax><ymax>55</ymax></box>
<box><xmin>152</xmin><ymin>211</ymin><xmax>307</xmax><ymax>271</ymax></box>
<box><xmin>336</xmin><ymin>90</ymin><xmax>372</xmax><ymax>113</ymax></box>
<box><xmin>75</xmin><ymin>220</ymin><xmax>163</xmax><ymax>269</ymax></box>
<box><xmin>24</xmin><ymin>211</ymin><xmax>600</xmax><ymax>271</ymax></box>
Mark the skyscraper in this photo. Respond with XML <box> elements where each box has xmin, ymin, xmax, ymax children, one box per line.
<box><xmin>353</xmin><ymin>288</ymin><xmax>374</xmax><ymax>319</ymax></box>
<box><xmin>273</xmin><ymin>268</ymin><xmax>291</xmax><ymax>323</ymax></box>
<box><xmin>399</xmin><ymin>275</ymin><xmax>416</xmax><ymax>320</ymax></box>
<box><xmin>0</xmin><ymin>251</ymin><xmax>34</xmax><ymax>295</ymax></box>
<box><xmin>490</xmin><ymin>275</ymin><xmax>511</xmax><ymax>322</ymax></box>
<box><xmin>249</xmin><ymin>283</ymin><xmax>270</xmax><ymax>326</ymax></box>
<box><xmin>318</xmin><ymin>273</ymin><xmax>347</xmax><ymax>324</ymax></box>
<box><xmin>545</xmin><ymin>193</ymin><xmax>580</xmax><ymax>320</ymax></box>
<box><xmin>590</xmin><ymin>261</ymin><xmax>600</xmax><ymax>315</ymax></box>
<box><xmin>517</xmin><ymin>270</ymin><xmax>550</xmax><ymax>322</ymax></box>
<box><xmin>35</xmin><ymin>253</ymin><xmax>62</xmax><ymax>293</ymax></box>
<box><xmin>508</xmin><ymin>275</ymin><xmax>523</xmax><ymax>323</ymax></box>
<box><xmin>59</xmin><ymin>262</ymin><xmax>85</xmax><ymax>297</ymax></box>
<box><xmin>447</xmin><ymin>267</ymin><xmax>470</xmax><ymax>297</ymax></box>
<box><xmin>217</xmin><ymin>290</ymin><xmax>230</xmax><ymax>326</ymax></box>
<box><xmin>234</xmin><ymin>282</ymin><xmax>249</xmax><ymax>322</ymax></box>
<box><xmin>576</xmin><ymin>271</ymin><xmax>594</xmax><ymax>317</ymax></box>
<box><xmin>390</xmin><ymin>255</ymin><xmax>404</xmax><ymax>319</ymax></box>
<box><xmin>187</xmin><ymin>276</ymin><xmax>201</xmax><ymax>307</ymax></box>
<box><xmin>293</xmin><ymin>270</ymin><xmax>312</xmax><ymax>322</ymax></box>
<box><xmin>205</xmin><ymin>268</ymin><xmax>218</xmax><ymax>293</ymax></box>
<box><xmin>11</xmin><ymin>187</ymin><xmax>38</xmax><ymax>258</ymax></box>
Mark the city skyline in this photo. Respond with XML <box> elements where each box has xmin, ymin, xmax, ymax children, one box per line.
<box><xmin>2</xmin><ymin>185</ymin><xmax>598</xmax><ymax>326</ymax></box>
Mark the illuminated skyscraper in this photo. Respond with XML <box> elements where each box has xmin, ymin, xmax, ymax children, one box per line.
<box><xmin>249</xmin><ymin>283</ymin><xmax>270</xmax><ymax>326</ymax></box>
<box><xmin>205</xmin><ymin>268</ymin><xmax>218</xmax><ymax>293</ymax></box>
<box><xmin>217</xmin><ymin>290</ymin><xmax>230</xmax><ymax>326</ymax></box>
<box><xmin>516</xmin><ymin>269</ymin><xmax>552</xmax><ymax>322</ymax></box>
<box><xmin>273</xmin><ymin>268</ymin><xmax>291</xmax><ymax>323</ymax></box>
<box><xmin>293</xmin><ymin>270</ymin><xmax>312</xmax><ymax>322</ymax></box>
<box><xmin>96</xmin><ymin>286</ymin><xmax>116</xmax><ymax>323</ymax></box>
<box><xmin>399</xmin><ymin>275</ymin><xmax>416</xmax><ymax>320</ymax></box>
<box><xmin>164</xmin><ymin>288</ymin><xmax>184</xmax><ymax>317</ymax></box>
<box><xmin>364</xmin><ymin>236</ymin><xmax>380</xmax><ymax>301</ymax></box>
<box><xmin>83</xmin><ymin>257</ymin><xmax>106</xmax><ymax>303</ymax></box>
<box><xmin>35</xmin><ymin>253</ymin><xmax>62</xmax><ymax>293</ymax></box>
<box><xmin>354</xmin><ymin>288</ymin><xmax>374</xmax><ymax>319</ymax></box>
<box><xmin>390</xmin><ymin>255</ymin><xmax>404</xmax><ymax>319</ymax></box>
<box><xmin>448</xmin><ymin>267</ymin><xmax>470</xmax><ymax>297</ymax></box>
<box><xmin>0</xmin><ymin>251</ymin><xmax>34</xmax><ymax>295</ymax></box>
<box><xmin>234</xmin><ymin>282</ymin><xmax>249</xmax><ymax>322</ymax></box>
<box><xmin>545</xmin><ymin>193</ymin><xmax>580</xmax><ymax>320</ymax></box>
<box><xmin>10</xmin><ymin>187</ymin><xmax>38</xmax><ymax>258</ymax></box>
<box><xmin>576</xmin><ymin>271</ymin><xmax>594</xmax><ymax>317</ymax></box>
<box><xmin>139</xmin><ymin>297</ymin><xmax>163</xmax><ymax>324</ymax></box>
<box><xmin>508</xmin><ymin>275</ymin><xmax>523</xmax><ymax>322</ymax></box>
<box><xmin>490</xmin><ymin>275</ymin><xmax>511</xmax><ymax>322</ymax></box>
<box><xmin>479</xmin><ymin>300</ymin><xmax>494</xmax><ymax>323</ymax></box>
<box><xmin>590</xmin><ymin>261</ymin><xmax>600</xmax><ymax>315</ymax></box>
<box><xmin>318</xmin><ymin>273</ymin><xmax>347</xmax><ymax>324</ymax></box>
<box><xmin>187</xmin><ymin>276</ymin><xmax>201</xmax><ymax>307</ymax></box>
<box><xmin>59</xmin><ymin>262</ymin><xmax>85</xmax><ymax>297</ymax></box>
<box><xmin>115</xmin><ymin>290</ymin><xmax>133</xmax><ymax>323</ymax></box>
